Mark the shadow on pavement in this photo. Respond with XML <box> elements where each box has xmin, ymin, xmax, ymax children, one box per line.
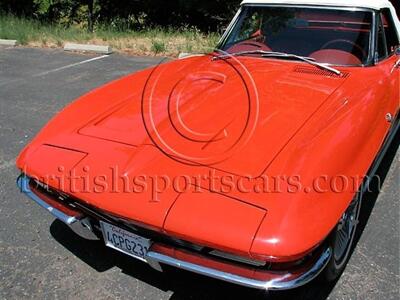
<box><xmin>50</xmin><ymin>130</ymin><xmax>399</xmax><ymax>300</ymax></box>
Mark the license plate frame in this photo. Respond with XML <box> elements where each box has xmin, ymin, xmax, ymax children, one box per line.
<box><xmin>100</xmin><ymin>221</ymin><xmax>151</xmax><ymax>262</ymax></box>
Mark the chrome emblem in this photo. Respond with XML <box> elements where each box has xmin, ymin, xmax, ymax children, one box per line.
<box><xmin>385</xmin><ymin>113</ymin><xmax>393</xmax><ymax>123</ymax></box>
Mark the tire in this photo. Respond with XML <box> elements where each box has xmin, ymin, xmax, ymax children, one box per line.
<box><xmin>322</xmin><ymin>194</ymin><xmax>362</xmax><ymax>282</ymax></box>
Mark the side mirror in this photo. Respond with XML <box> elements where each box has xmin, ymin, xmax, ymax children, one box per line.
<box><xmin>396</xmin><ymin>47</ymin><xmax>400</xmax><ymax>55</ymax></box>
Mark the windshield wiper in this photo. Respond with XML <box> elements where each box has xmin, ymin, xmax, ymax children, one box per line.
<box><xmin>261</xmin><ymin>51</ymin><xmax>342</xmax><ymax>75</ymax></box>
<box><xmin>212</xmin><ymin>50</ymin><xmax>273</xmax><ymax>61</ymax></box>
<box><xmin>212</xmin><ymin>50</ymin><xmax>342</xmax><ymax>76</ymax></box>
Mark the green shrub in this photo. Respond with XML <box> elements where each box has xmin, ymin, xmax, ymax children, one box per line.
<box><xmin>0</xmin><ymin>14</ymin><xmax>219</xmax><ymax>57</ymax></box>
<box><xmin>151</xmin><ymin>40</ymin><xmax>166</xmax><ymax>54</ymax></box>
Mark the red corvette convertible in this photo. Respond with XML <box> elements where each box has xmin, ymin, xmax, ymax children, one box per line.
<box><xmin>17</xmin><ymin>0</ymin><xmax>399</xmax><ymax>290</ymax></box>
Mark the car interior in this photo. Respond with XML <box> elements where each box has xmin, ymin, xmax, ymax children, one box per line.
<box><xmin>224</xmin><ymin>8</ymin><xmax>374</xmax><ymax>66</ymax></box>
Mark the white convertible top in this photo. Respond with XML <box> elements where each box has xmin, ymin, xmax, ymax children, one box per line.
<box><xmin>240</xmin><ymin>0</ymin><xmax>400</xmax><ymax>34</ymax></box>
<box><xmin>241</xmin><ymin>0</ymin><xmax>393</xmax><ymax>10</ymax></box>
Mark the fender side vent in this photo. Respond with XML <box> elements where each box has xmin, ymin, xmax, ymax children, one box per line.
<box><xmin>293</xmin><ymin>66</ymin><xmax>349</xmax><ymax>78</ymax></box>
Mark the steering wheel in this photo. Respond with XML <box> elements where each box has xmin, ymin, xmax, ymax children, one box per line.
<box><xmin>321</xmin><ymin>39</ymin><xmax>367</xmax><ymax>61</ymax></box>
<box><xmin>226</xmin><ymin>40</ymin><xmax>271</xmax><ymax>53</ymax></box>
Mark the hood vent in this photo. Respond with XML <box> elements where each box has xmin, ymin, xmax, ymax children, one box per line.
<box><xmin>293</xmin><ymin>66</ymin><xmax>349</xmax><ymax>78</ymax></box>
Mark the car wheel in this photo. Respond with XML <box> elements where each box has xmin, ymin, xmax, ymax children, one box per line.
<box><xmin>322</xmin><ymin>194</ymin><xmax>362</xmax><ymax>282</ymax></box>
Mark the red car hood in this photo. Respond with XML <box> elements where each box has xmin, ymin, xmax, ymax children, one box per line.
<box><xmin>77</xmin><ymin>56</ymin><xmax>348</xmax><ymax>177</ymax></box>
<box><xmin>17</xmin><ymin>55</ymin><xmax>350</xmax><ymax>256</ymax></box>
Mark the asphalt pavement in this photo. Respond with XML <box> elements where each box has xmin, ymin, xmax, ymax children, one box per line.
<box><xmin>0</xmin><ymin>46</ymin><xmax>399</xmax><ymax>299</ymax></box>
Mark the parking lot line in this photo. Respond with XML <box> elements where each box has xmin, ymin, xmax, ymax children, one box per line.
<box><xmin>35</xmin><ymin>54</ymin><xmax>109</xmax><ymax>77</ymax></box>
<box><xmin>0</xmin><ymin>159</ymin><xmax>15</xmax><ymax>170</ymax></box>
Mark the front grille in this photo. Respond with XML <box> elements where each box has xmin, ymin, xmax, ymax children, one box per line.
<box><xmin>73</xmin><ymin>202</ymin><xmax>271</xmax><ymax>268</ymax></box>
<box><xmin>32</xmin><ymin>184</ymin><xmax>209</xmax><ymax>255</ymax></box>
<box><xmin>29</xmin><ymin>178</ymin><xmax>316</xmax><ymax>270</ymax></box>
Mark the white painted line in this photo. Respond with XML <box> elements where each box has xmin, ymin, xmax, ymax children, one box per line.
<box><xmin>0</xmin><ymin>39</ymin><xmax>18</xmax><ymax>46</ymax></box>
<box><xmin>0</xmin><ymin>160</ymin><xmax>15</xmax><ymax>170</ymax></box>
<box><xmin>64</xmin><ymin>43</ymin><xmax>112</xmax><ymax>54</ymax></box>
<box><xmin>35</xmin><ymin>55</ymin><xmax>109</xmax><ymax>77</ymax></box>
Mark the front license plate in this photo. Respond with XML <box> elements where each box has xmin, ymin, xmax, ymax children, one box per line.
<box><xmin>100</xmin><ymin>221</ymin><xmax>151</xmax><ymax>262</ymax></box>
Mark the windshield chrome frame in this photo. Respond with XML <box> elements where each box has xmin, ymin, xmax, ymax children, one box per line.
<box><xmin>217</xmin><ymin>4</ymin><xmax>378</xmax><ymax>67</ymax></box>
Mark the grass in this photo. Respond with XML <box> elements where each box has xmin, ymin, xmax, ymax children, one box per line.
<box><xmin>151</xmin><ymin>40</ymin><xmax>166</xmax><ymax>54</ymax></box>
<box><xmin>0</xmin><ymin>14</ymin><xmax>220</xmax><ymax>57</ymax></box>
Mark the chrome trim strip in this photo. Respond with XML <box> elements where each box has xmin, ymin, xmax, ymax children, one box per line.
<box><xmin>241</xmin><ymin>3</ymin><xmax>376</xmax><ymax>12</ymax></box>
<box><xmin>16</xmin><ymin>175</ymin><xmax>79</xmax><ymax>225</ymax></box>
<box><xmin>217</xmin><ymin>6</ymin><xmax>243</xmax><ymax>47</ymax></box>
<box><xmin>146</xmin><ymin>247</ymin><xmax>332</xmax><ymax>290</ymax></box>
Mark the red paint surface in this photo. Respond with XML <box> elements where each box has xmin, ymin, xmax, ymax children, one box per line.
<box><xmin>17</xmin><ymin>53</ymin><xmax>399</xmax><ymax>262</ymax></box>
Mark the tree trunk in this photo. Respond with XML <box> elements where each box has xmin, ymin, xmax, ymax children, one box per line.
<box><xmin>87</xmin><ymin>0</ymin><xmax>94</xmax><ymax>33</ymax></box>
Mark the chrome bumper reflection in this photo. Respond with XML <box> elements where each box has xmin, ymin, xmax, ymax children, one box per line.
<box><xmin>146</xmin><ymin>247</ymin><xmax>331</xmax><ymax>290</ymax></box>
<box><xmin>17</xmin><ymin>174</ymin><xmax>331</xmax><ymax>290</ymax></box>
<box><xmin>17</xmin><ymin>175</ymin><xmax>79</xmax><ymax>225</ymax></box>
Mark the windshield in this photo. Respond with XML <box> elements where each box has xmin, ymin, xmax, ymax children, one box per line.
<box><xmin>219</xmin><ymin>6</ymin><xmax>374</xmax><ymax>66</ymax></box>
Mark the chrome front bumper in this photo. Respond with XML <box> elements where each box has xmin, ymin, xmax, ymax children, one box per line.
<box><xmin>17</xmin><ymin>174</ymin><xmax>332</xmax><ymax>290</ymax></box>
<box><xmin>17</xmin><ymin>175</ymin><xmax>80</xmax><ymax>225</ymax></box>
<box><xmin>146</xmin><ymin>247</ymin><xmax>331</xmax><ymax>290</ymax></box>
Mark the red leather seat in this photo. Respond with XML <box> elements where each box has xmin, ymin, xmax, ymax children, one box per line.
<box><xmin>309</xmin><ymin>49</ymin><xmax>362</xmax><ymax>65</ymax></box>
<box><xmin>227</xmin><ymin>41</ymin><xmax>271</xmax><ymax>53</ymax></box>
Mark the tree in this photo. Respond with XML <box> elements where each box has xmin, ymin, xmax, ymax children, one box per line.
<box><xmin>1</xmin><ymin>0</ymin><xmax>243</xmax><ymax>33</ymax></box>
<box><xmin>84</xmin><ymin>0</ymin><xmax>94</xmax><ymax>32</ymax></box>
<box><xmin>30</xmin><ymin>0</ymin><xmax>96</xmax><ymax>32</ymax></box>
<box><xmin>0</xmin><ymin>0</ymin><xmax>37</xmax><ymax>16</ymax></box>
